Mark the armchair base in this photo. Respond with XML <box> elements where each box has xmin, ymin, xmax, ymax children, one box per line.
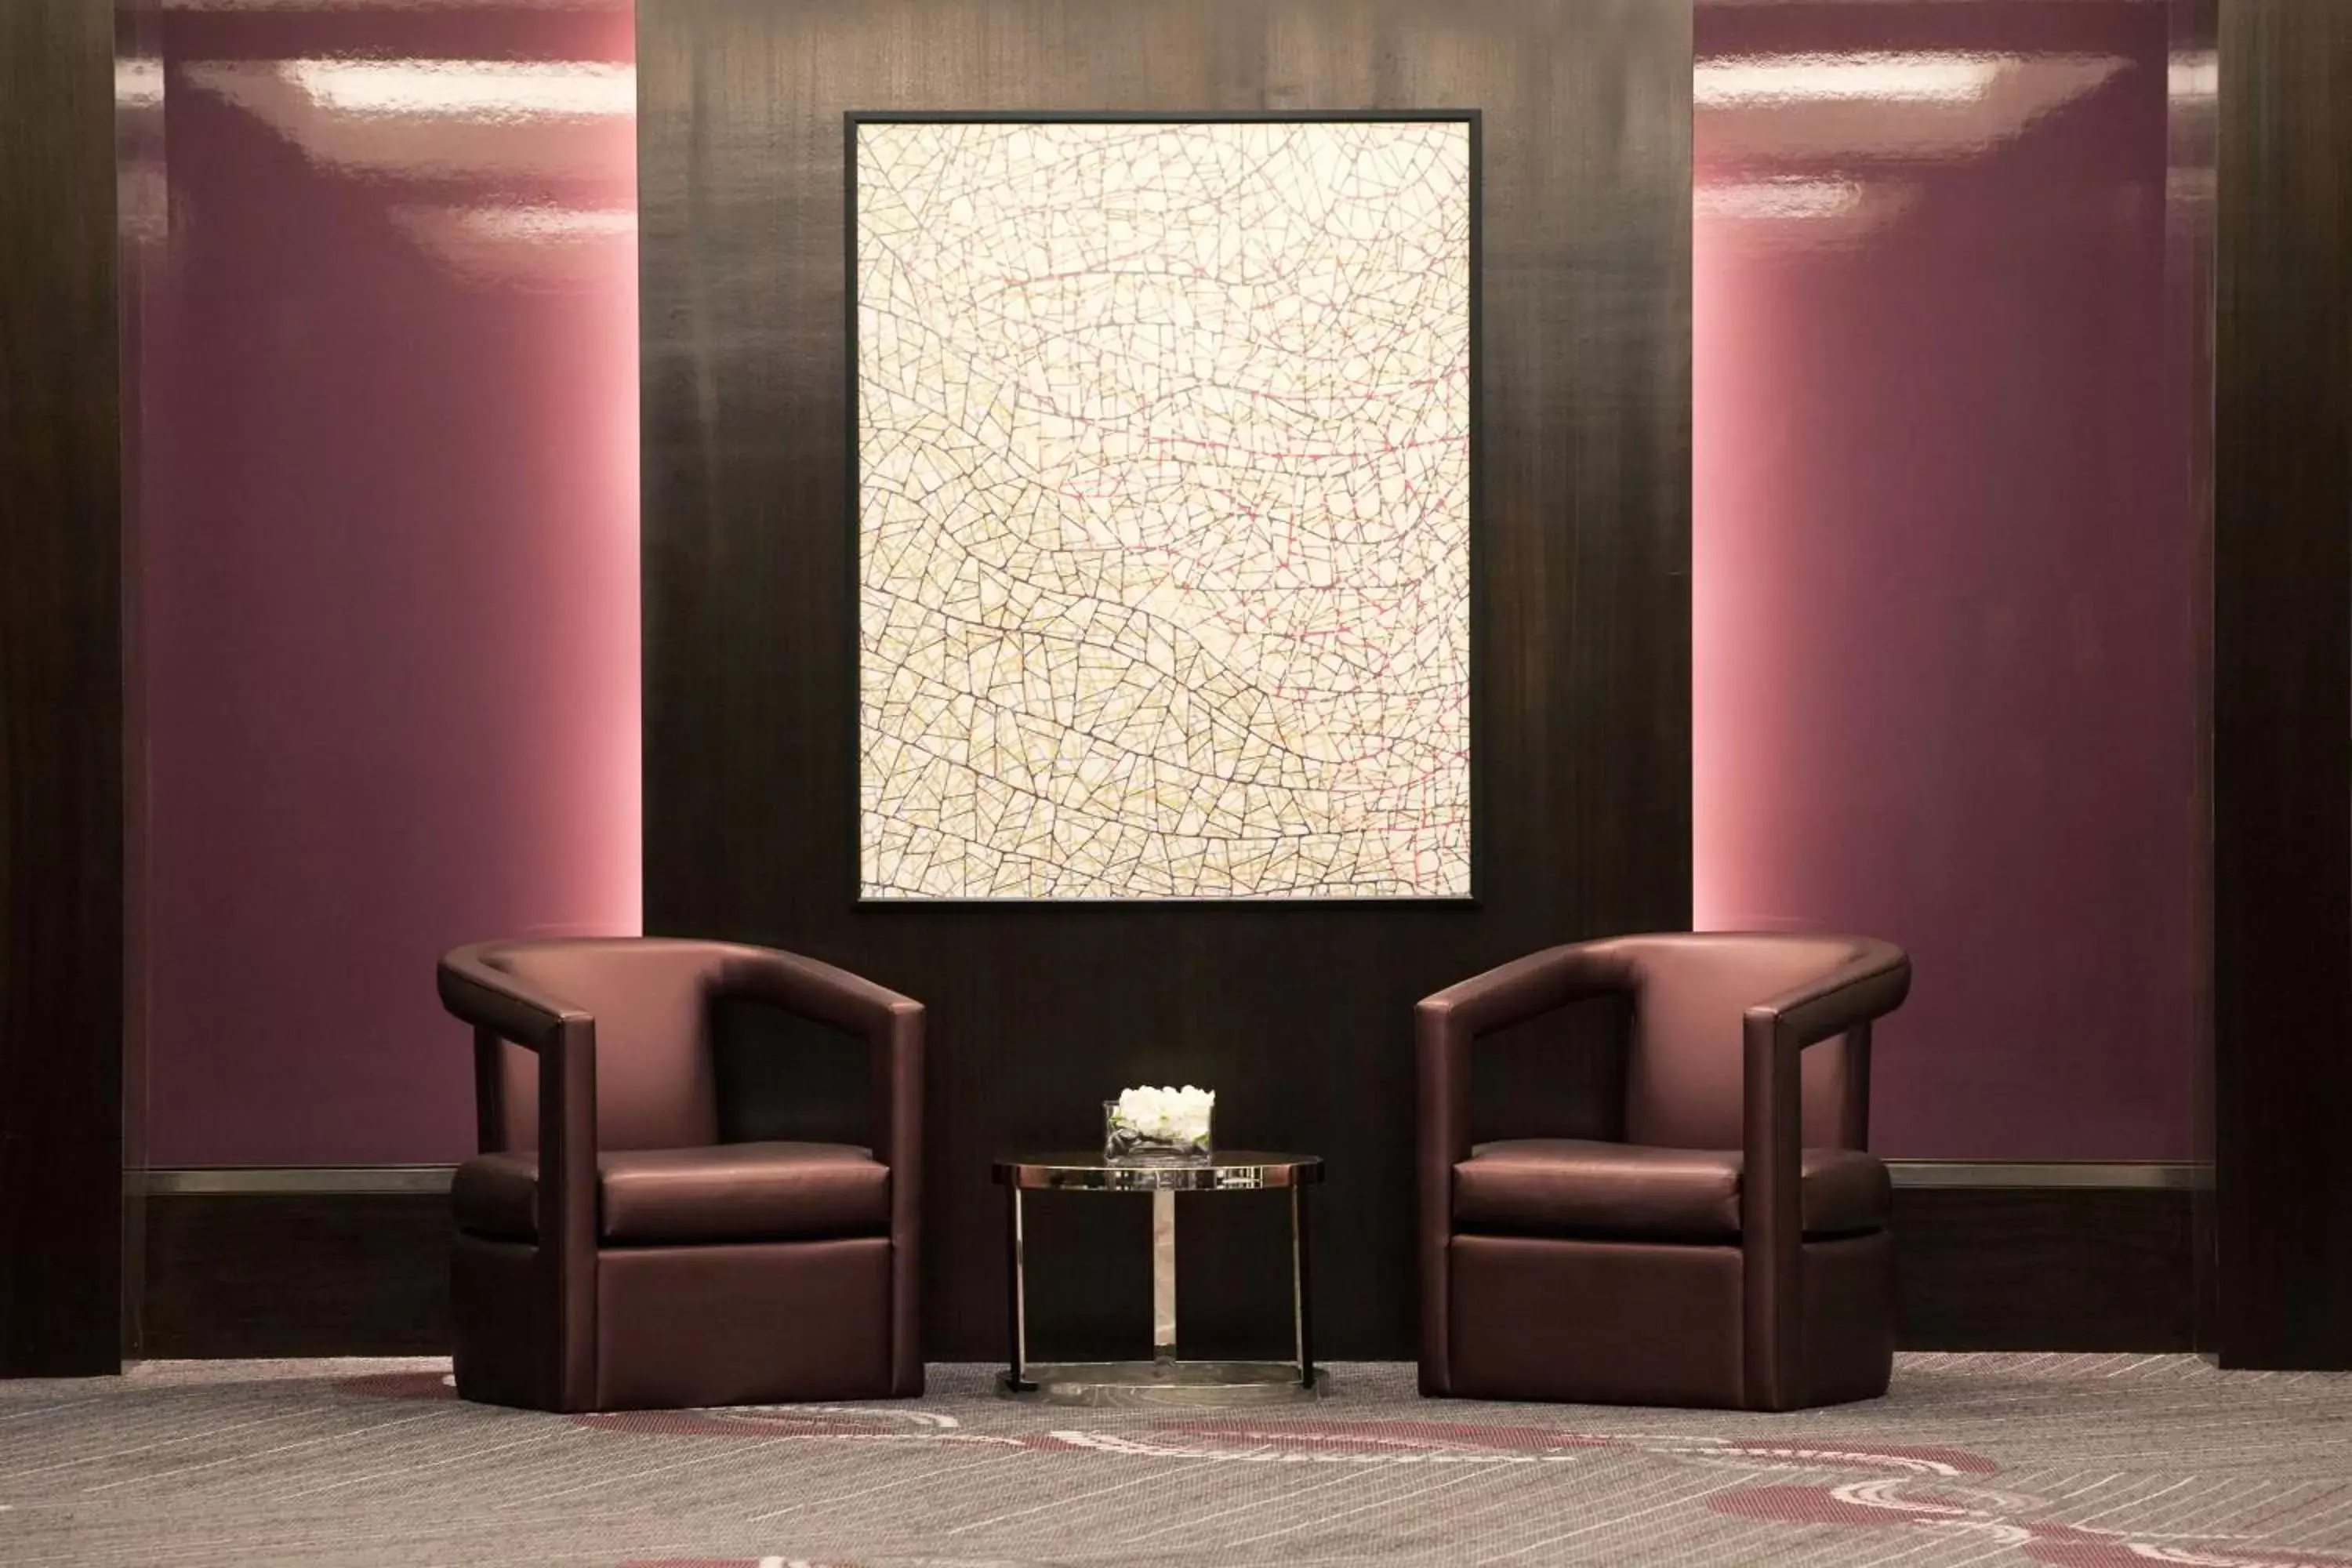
<box><xmin>1441</xmin><ymin>1231</ymin><xmax>1890</xmax><ymax>1410</ymax></box>
<box><xmin>453</xmin><ymin>1234</ymin><xmax>907</xmax><ymax>1411</ymax></box>
<box><xmin>451</xmin><ymin>1235</ymin><xmax>548</xmax><ymax>1410</ymax></box>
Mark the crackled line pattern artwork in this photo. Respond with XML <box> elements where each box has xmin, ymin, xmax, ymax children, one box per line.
<box><xmin>855</xmin><ymin>117</ymin><xmax>1473</xmax><ymax>900</ymax></box>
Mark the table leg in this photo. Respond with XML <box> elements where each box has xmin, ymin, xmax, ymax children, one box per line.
<box><xmin>1292</xmin><ymin>1181</ymin><xmax>1316</xmax><ymax>1388</ymax></box>
<box><xmin>1005</xmin><ymin>1185</ymin><xmax>1033</xmax><ymax>1392</ymax></box>
<box><xmin>1152</xmin><ymin>1187</ymin><xmax>1177</xmax><ymax>1363</ymax></box>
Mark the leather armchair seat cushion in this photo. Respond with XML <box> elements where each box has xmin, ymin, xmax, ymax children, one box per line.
<box><xmin>454</xmin><ymin>1142</ymin><xmax>890</xmax><ymax>1245</ymax></box>
<box><xmin>1454</xmin><ymin>1138</ymin><xmax>1889</xmax><ymax>1243</ymax></box>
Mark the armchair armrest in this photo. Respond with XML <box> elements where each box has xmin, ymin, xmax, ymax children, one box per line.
<box><xmin>1416</xmin><ymin>940</ymin><xmax>1637</xmax><ymax>1165</ymax></box>
<box><xmin>712</xmin><ymin>942</ymin><xmax>927</xmax><ymax>1397</ymax></box>
<box><xmin>1748</xmin><ymin>938</ymin><xmax>1911</xmax><ymax>1051</ymax></box>
<box><xmin>710</xmin><ymin>944</ymin><xmax>918</xmax><ymax>1036</ymax></box>
<box><xmin>439</xmin><ymin>944</ymin><xmax>601</xmax><ymax>1160</ymax></box>
<box><xmin>1741</xmin><ymin>937</ymin><xmax>1909</xmax><ymax>1409</ymax></box>
<box><xmin>710</xmin><ymin>945</ymin><xmax>924</xmax><ymax>1174</ymax></box>
<box><xmin>1416</xmin><ymin>940</ymin><xmax>1639</xmax><ymax>1041</ymax></box>
<box><xmin>1414</xmin><ymin>939</ymin><xmax>1635</xmax><ymax>1394</ymax></box>
<box><xmin>438</xmin><ymin>943</ymin><xmax>592</xmax><ymax>1048</ymax></box>
<box><xmin>437</xmin><ymin>941</ymin><xmax>601</xmax><ymax>1411</ymax></box>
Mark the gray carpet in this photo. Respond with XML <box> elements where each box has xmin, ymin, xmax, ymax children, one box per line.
<box><xmin>5</xmin><ymin>1355</ymin><xmax>2352</xmax><ymax>1566</ymax></box>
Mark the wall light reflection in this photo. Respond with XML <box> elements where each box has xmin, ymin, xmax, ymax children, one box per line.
<box><xmin>117</xmin><ymin>57</ymin><xmax>165</xmax><ymax>110</ymax></box>
<box><xmin>180</xmin><ymin>54</ymin><xmax>637</xmax><ymax>278</ymax></box>
<box><xmin>390</xmin><ymin>203</ymin><xmax>636</xmax><ymax>289</ymax></box>
<box><xmin>1698</xmin><ymin>50</ymin><xmax>2129</xmax><ymax>162</ymax></box>
<box><xmin>183</xmin><ymin>57</ymin><xmax>635</xmax><ymax>180</ymax></box>
<box><xmin>2168</xmin><ymin>51</ymin><xmax>2217</xmax><ymax>103</ymax></box>
<box><xmin>1697</xmin><ymin>51</ymin><xmax>2005</xmax><ymax>107</ymax></box>
<box><xmin>1693</xmin><ymin>176</ymin><xmax>1920</xmax><ymax>248</ymax></box>
<box><xmin>441</xmin><ymin>204</ymin><xmax>635</xmax><ymax>240</ymax></box>
<box><xmin>1695</xmin><ymin>177</ymin><xmax>1863</xmax><ymax>220</ymax></box>
<box><xmin>281</xmin><ymin>58</ymin><xmax>633</xmax><ymax>121</ymax></box>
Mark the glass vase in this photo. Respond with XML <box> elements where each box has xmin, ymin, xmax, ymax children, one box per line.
<box><xmin>1103</xmin><ymin>1099</ymin><xmax>1213</xmax><ymax>1163</ymax></box>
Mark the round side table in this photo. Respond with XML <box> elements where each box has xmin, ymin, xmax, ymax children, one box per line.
<box><xmin>990</xmin><ymin>1152</ymin><xmax>1325</xmax><ymax>1406</ymax></box>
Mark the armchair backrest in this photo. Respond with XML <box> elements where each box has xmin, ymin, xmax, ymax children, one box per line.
<box><xmin>1618</xmin><ymin>932</ymin><xmax>1871</xmax><ymax>1150</ymax></box>
<box><xmin>480</xmin><ymin>938</ymin><xmax>721</xmax><ymax>1152</ymax></box>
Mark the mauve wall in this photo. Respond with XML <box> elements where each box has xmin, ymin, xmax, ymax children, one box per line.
<box><xmin>141</xmin><ymin>0</ymin><xmax>641</xmax><ymax>1166</ymax></box>
<box><xmin>1693</xmin><ymin>1</ymin><xmax>2197</xmax><ymax>1157</ymax></box>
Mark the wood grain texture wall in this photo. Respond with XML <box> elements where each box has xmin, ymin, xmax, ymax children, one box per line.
<box><xmin>2211</xmin><ymin>0</ymin><xmax>2352</xmax><ymax>1369</ymax></box>
<box><xmin>640</xmin><ymin>0</ymin><xmax>1693</xmax><ymax>1359</ymax></box>
<box><xmin>0</xmin><ymin>0</ymin><xmax>125</xmax><ymax>1375</ymax></box>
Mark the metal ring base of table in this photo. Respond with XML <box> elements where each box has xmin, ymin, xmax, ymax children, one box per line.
<box><xmin>996</xmin><ymin>1360</ymin><xmax>1329</xmax><ymax>1407</ymax></box>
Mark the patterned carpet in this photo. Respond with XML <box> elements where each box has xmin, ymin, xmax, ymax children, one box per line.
<box><xmin>4</xmin><ymin>1356</ymin><xmax>2351</xmax><ymax>1566</ymax></box>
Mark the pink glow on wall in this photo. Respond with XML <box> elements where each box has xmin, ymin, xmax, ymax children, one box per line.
<box><xmin>1694</xmin><ymin>2</ymin><xmax>2197</xmax><ymax>1158</ymax></box>
<box><xmin>140</xmin><ymin>0</ymin><xmax>640</xmax><ymax>1165</ymax></box>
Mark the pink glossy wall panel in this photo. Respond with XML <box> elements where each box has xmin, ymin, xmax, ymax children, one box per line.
<box><xmin>1694</xmin><ymin>1</ymin><xmax>2197</xmax><ymax>1157</ymax></box>
<box><xmin>141</xmin><ymin>0</ymin><xmax>640</xmax><ymax>1165</ymax></box>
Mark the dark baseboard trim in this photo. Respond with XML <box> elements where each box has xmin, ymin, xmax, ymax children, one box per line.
<box><xmin>136</xmin><ymin>1165</ymin><xmax>2194</xmax><ymax>1359</ymax></box>
<box><xmin>140</xmin><ymin>1192</ymin><xmax>451</xmax><ymax>1359</ymax></box>
<box><xmin>1888</xmin><ymin>1163</ymin><xmax>2194</xmax><ymax>1352</ymax></box>
<box><xmin>1891</xmin><ymin>1185</ymin><xmax>2192</xmax><ymax>1352</ymax></box>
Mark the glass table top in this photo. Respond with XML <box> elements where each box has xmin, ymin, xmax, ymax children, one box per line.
<box><xmin>993</xmin><ymin>1152</ymin><xmax>1323</xmax><ymax>1190</ymax></box>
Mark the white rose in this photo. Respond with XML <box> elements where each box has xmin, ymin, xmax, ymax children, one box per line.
<box><xmin>1113</xmin><ymin>1084</ymin><xmax>1214</xmax><ymax>1142</ymax></box>
<box><xmin>1115</xmin><ymin>1087</ymin><xmax>1163</xmax><ymax>1131</ymax></box>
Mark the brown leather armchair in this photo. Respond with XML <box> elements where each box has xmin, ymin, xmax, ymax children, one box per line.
<box><xmin>1418</xmin><ymin>932</ymin><xmax>1910</xmax><ymax>1411</ymax></box>
<box><xmin>437</xmin><ymin>937</ymin><xmax>922</xmax><ymax>1412</ymax></box>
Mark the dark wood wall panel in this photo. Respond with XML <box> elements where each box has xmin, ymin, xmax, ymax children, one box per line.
<box><xmin>0</xmin><ymin>0</ymin><xmax>125</xmax><ymax>1377</ymax></box>
<box><xmin>143</xmin><ymin>1196</ymin><xmax>452</xmax><ymax>1359</ymax></box>
<box><xmin>639</xmin><ymin>0</ymin><xmax>1693</xmax><ymax>1359</ymax></box>
<box><xmin>1894</xmin><ymin>1189</ymin><xmax>2193</xmax><ymax>1354</ymax></box>
<box><xmin>2210</xmin><ymin>0</ymin><xmax>2352</xmax><ymax>1369</ymax></box>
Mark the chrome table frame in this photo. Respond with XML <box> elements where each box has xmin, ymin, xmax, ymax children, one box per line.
<box><xmin>990</xmin><ymin>1152</ymin><xmax>1324</xmax><ymax>1405</ymax></box>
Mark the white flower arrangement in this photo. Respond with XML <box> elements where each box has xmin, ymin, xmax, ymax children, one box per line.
<box><xmin>1105</xmin><ymin>1084</ymin><xmax>1215</xmax><ymax>1162</ymax></box>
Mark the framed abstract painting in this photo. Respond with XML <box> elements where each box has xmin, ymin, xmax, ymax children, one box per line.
<box><xmin>850</xmin><ymin>111</ymin><xmax>1478</xmax><ymax>901</ymax></box>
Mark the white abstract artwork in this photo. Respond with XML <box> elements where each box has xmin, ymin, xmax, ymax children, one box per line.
<box><xmin>854</xmin><ymin>116</ymin><xmax>1474</xmax><ymax>900</ymax></box>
